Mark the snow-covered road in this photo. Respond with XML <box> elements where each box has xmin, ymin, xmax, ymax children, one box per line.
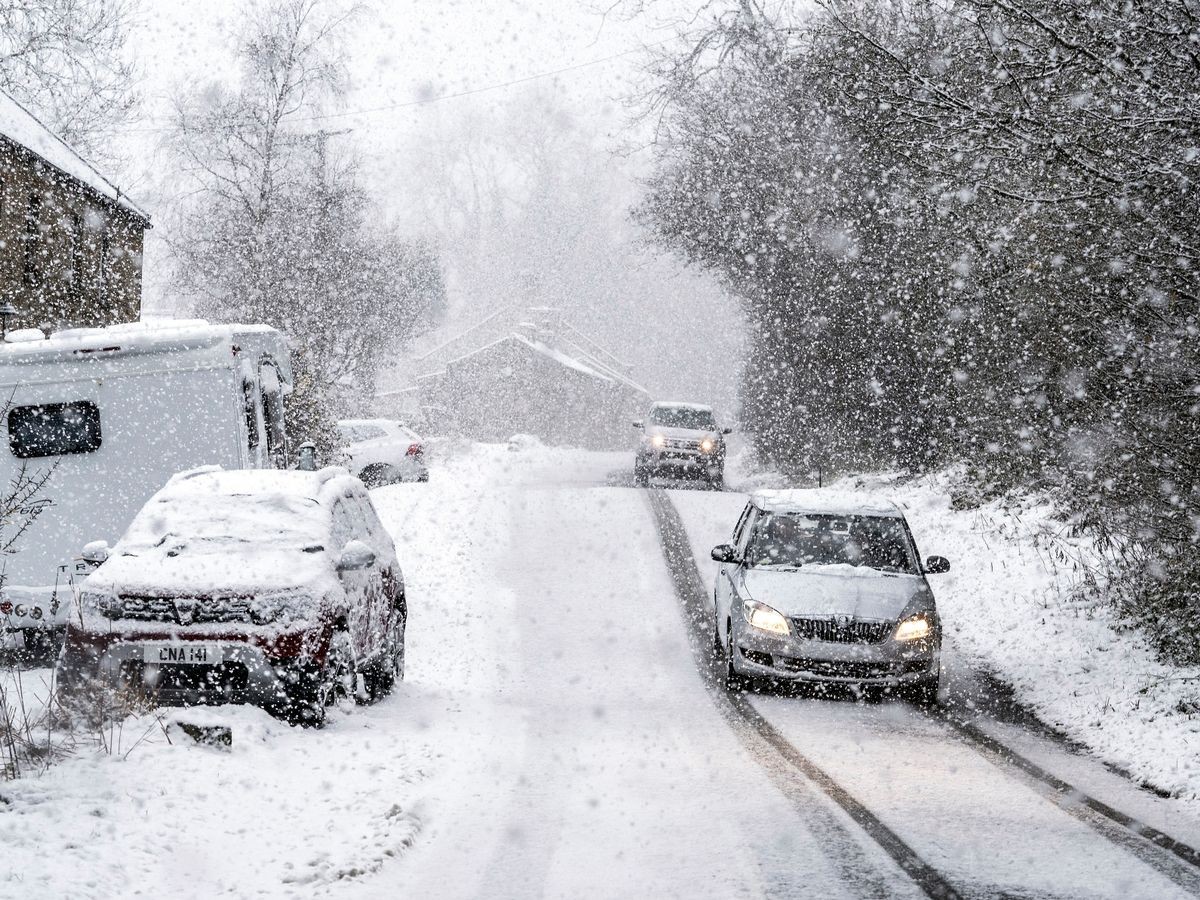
<box><xmin>4</xmin><ymin>443</ymin><xmax>1200</xmax><ymax>898</ymax></box>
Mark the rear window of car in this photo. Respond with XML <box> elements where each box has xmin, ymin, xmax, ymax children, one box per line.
<box><xmin>7</xmin><ymin>401</ymin><xmax>102</xmax><ymax>458</ymax></box>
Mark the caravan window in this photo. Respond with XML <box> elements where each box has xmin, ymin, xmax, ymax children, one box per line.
<box><xmin>8</xmin><ymin>401</ymin><xmax>102</xmax><ymax>458</ymax></box>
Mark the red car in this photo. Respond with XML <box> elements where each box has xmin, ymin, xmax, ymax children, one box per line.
<box><xmin>58</xmin><ymin>466</ymin><xmax>406</xmax><ymax>725</ymax></box>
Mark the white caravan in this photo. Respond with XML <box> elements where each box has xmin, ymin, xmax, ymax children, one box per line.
<box><xmin>0</xmin><ymin>320</ymin><xmax>293</xmax><ymax>654</ymax></box>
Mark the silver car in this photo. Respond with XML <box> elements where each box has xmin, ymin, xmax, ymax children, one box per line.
<box><xmin>711</xmin><ymin>490</ymin><xmax>949</xmax><ymax>704</ymax></box>
<box><xmin>633</xmin><ymin>401</ymin><xmax>731</xmax><ymax>489</ymax></box>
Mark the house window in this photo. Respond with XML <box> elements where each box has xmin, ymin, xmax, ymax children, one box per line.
<box><xmin>70</xmin><ymin>213</ymin><xmax>85</xmax><ymax>299</ymax></box>
<box><xmin>98</xmin><ymin>231</ymin><xmax>110</xmax><ymax>307</ymax></box>
<box><xmin>8</xmin><ymin>401</ymin><xmax>103</xmax><ymax>458</ymax></box>
<box><xmin>23</xmin><ymin>194</ymin><xmax>42</xmax><ymax>286</ymax></box>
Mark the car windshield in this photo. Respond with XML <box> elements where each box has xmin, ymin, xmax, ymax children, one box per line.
<box><xmin>650</xmin><ymin>407</ymin><xmax>716</xmax><ymax>430</ymax></box>
<box><xmin>744</xmin><ymin>512</ymin><xmax>918</xmax><ymax>574</ymax></box>
<box><xmin>121</xmin><ymin>492</ymin><xmax>326</xmax><ymax>554</ymax></box>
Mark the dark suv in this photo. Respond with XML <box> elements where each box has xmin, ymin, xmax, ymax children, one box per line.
<box><xmin>634</xmin><ymin>401</ymin><xmax>731</xmax><ymax>489</ymax></box>
<box><xmin>58</xmin><ymin>466</ymin><xmax>406</xmax><ymax>725</ymax></box>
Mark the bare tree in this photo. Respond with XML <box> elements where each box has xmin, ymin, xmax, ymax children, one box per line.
<box><xmin>0</xmin><ymin>0</ymin><xmax>138</xmax><ymax>165</ymax></box>
<box><xmin>168</xmin><ymin>0</ymin><xmax>443</xmax><ymax>448</ymax></box>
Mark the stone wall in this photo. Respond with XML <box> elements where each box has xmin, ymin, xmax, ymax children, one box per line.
<box><xmin>0</xmin><ymin>136</ymin><xmax>147</xmax><ymax>331</ymax></box>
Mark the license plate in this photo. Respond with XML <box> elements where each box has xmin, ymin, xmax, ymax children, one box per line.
<box><xmin>143</xmin><ymin>642</ymin><xmax>223</xmax><ymax>665</ymax></box>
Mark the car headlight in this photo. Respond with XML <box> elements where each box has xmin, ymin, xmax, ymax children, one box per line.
<box><xmin>742</xmin><ymin>599</ymin><xmax>790</xmax><ymax>635</ymax></box>
<box><xmin>894</xmin><ymin>614</ymin><xmax>932</xmax><ymax>642</ymax></box>
<box><xmin>249</xmin><ymin>594</ymin><xmax>308</xmax><ymax>625</ymax></box>
<box><xmin>700</xmin><ymin>437</ymin><xmax>715</xmax><ymax>453</ymax></box>
<box><xmin>80</xmin><ymin>590</ymin><xmax>122</xmax><ymax>619</ymax></box>
<box><xmin>650</xmin><ymin>433</ymin><xmax>665</xmax><ymax>448</ymax></box>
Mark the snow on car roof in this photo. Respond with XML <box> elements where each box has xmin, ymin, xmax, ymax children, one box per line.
<box><xmin>751</xmin><ymin>489</ymin><xmax>904</xmax><ymax>518</ymax></box>
<box><xmin>164</xmin><ymin>465</ymin><xmax>351</xmax><ymax>504</ymax></box>
<box><xmin>652</xmin><ymin>400</ymin><xmax>714</xmax><ymax>412</ymax></box>
<box><xmin>0</xmin><ymin>89</ymin><xmax>150</xmax><ymax>221</ymax></box>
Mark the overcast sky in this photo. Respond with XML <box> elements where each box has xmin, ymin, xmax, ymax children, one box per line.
<box><xmin>124</xmin><ymin>0</ymin><xmax>745</xmax><ymax>418</ymax></box>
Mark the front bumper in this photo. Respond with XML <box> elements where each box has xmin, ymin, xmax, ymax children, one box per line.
<box><xmin>732</xmin><ymin>624</ymin><xmax>938</xmax><ymax>686</ymax></box>
<box><xmin>59</xmin><ymin>625</ymin><xmax>328</xmax><ymax>709</ymax></box>
<box><xmin>638</xmin><ymin>448</ymin><xmax>724</xmax><ymax>475</ymax></box>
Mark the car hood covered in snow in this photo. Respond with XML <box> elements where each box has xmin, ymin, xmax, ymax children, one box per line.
<box><xmin>739</xmin><ymin>565</ymin><xmax>931</xmax><ymax>620</ymax></box>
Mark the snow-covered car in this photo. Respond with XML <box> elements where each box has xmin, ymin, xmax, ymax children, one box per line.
<box><xmin>336</xmin><ymin>418</ymin><xmax>428</xmax><ymax>487</ymax></box>
<box><xmin>57</xmin><ymin>466</ymin><xmax>406</xmax><ymax>725</ymax></box>
<box><xmin>710</xmin><ymin>490</ymin><xmax>949</xmax><ymax>705</ymax></box>
<box><xmin>633</xmin><ymin>401</ymin><xmax>731</xmax><ymax>489</ymax></box>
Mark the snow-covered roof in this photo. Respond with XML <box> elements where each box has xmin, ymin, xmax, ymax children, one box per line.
<box><xmin>0</xmin><ymin>89</ymin><xmax>150</xmax><ymax>222</ymax></box>
<box><xmin>751</xmin><ymin>489</ymin><xmax>904</xmax><ymax>518</ymax></box>
<box><xmin>0</xmin><ymin>320</ymin><xmax>290</xmax><ymax>382</ymax></box>
<box><xmin>520</xmin><ymin>334</ymin><xmax>614</xmax><ymax>383</ymax></box>
<box><xmin>652</xmin><ymin>400</ymin><xmax>714</xmax><ymax>412</ymax></box>
<box><xmin>164</xmin><ymin>465</ymin><xmax>349</xmax><ymax>504</ymax></box>
<box><xmin>428</xmin><ymin>331</ymin><xmax>629</xmax><ymax>390</ymax></box>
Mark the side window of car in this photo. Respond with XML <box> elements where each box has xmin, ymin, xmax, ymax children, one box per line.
<box><xmin>329</xmin><ymin>500</ymin><xmax>357</xmax><ymax>554</ymax></box>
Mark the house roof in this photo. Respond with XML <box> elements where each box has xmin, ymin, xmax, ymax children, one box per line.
<box><xmin>419</xmin><ymin>329</ymin><xmax>651</xmax><ymax>399</ymax></box>
<box><xmin>0</xmin><ymin>89</ymin><xmax>150</xmax><ymax>223</ymax></box>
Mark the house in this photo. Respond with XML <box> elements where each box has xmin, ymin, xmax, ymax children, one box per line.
<box><xmin>413</xmin><ymin>307</ymin><xmax>652</xmax><ymax>449</ymax></box>
<box><xmin>0</xmin><ymin>90</ymin><xmax>150</xmax><ymax>332</ymax></box>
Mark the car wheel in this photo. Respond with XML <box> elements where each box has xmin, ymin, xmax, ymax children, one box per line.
<box><xmin>319</xmin><ymin>627</ymin><xmax>360</xmax><ymax>709</ymax></box>
<box><xmin>708</xmin><ymin>473</ymin><xmax>724</xmax><ymax>492</ymax></box>
<box><xmin>366</xmin><ymin>614</ymin><xmax>405</xmax><ymax>700</ymax></box>
<box><xmin>634</xmin><ymin>464</ymin><xmax>650</xmax><ymax>487</ymax></box>
<box><xmin>360</xmin><ymin>464</ymin><xmax>400</xmax><ymax>489</ymax></box>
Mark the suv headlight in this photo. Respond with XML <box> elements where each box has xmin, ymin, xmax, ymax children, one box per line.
<box><xmin>80</xmin><ymin>590</ymin><xmax>121</xmax><ymax>619</ymax></box>
<box><xmin>650</xmin><ymin>433</ymin><xmax>665</xmax><ymax>448</ymax></box>
<box><xmin>742</xmin><ymin>599</ymin><xmax>790</xmax><ymax>635</ymax></box>
<box><xmin>700</xmin><ymin>437</ymin><xmax>715</xmax><ymax>453</ymax></box>
<box><xmin>249</xmin><ymin>594</ymin><xmax>309</xmax><ymax>625</ymax></box>
<box><xmin>894</xmin><ymin>614</ymin><xmax>933</xmax><ymax>642</ymax></box>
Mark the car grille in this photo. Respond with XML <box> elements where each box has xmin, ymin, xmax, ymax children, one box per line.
<box><xmin>114</xmin><ymin>595</ymin><xmax>254</xmax><ymax>624</ymax></box>
<box><xmin>663</xmin><ymin>438</ymin><xmax>701</xmax><ymax>451</ymax></box>
<box><xmin>791</xmin><ymin>617</ymin><xmax>892</xmax><ymax>644</ymax></box>
<box><xmin>776</xmin><ymin>657</ymin><xmax>902</xmax><ymax>679</ymax></box>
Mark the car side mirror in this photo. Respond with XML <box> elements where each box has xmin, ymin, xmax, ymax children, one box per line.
<box><xmin>632</xmin><ymin>419</ymin><xmax>644</xmax><ymax>429</ymax></box>
<box><xmin>337</xmin><ymin>540</ymin><xmax>377</xmax><ymax>573</ymax></box>
<box><xmin>924</xmin><ymin>555</ymin><xmax>950</xmax><ymax>574</ymax></box>
<box><xmin>711</xmin><ymin>544</ymin><xmax>741</xmax><ymax>564</ymax></box>
<box><xmin>81</xmin><ymin>540</ymin><xmax>110</xmax><ymax>566</ymax></box>
<box><xmin>721</xmin><ymin>427</ymin><xmax>733</xmax><ymax>435</ymax></box>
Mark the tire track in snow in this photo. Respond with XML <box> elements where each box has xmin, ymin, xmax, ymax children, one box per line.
<box><xmin>645</xmin><ymin>487</ymin><xmax>965</xmax><ymax>900</ymax></box>
<box><xmin>932</xmin><ymin>710</ymin><xmax>1200</xmax><ymax>894</ymax></box>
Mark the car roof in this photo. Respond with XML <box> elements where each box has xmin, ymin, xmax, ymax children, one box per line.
<box><xmin>651</xmin><ymin>401</ymin><xmax>714</xmax><ymax>412</ymax></box>
<box><xmin>163</xmin><ymin>465</ymin><xmax>360</xmax><ymax>507</ymax></box>
<box><xmin>750</xmin><ymin>489</ymin><xmax>904</xmax><ymax>518</ymax></box>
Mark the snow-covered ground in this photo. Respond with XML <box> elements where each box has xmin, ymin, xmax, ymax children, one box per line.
<box><xmin>2</xmin><ymin>444</ymin><xmax>1199</xmax><ymax>899</ymax></box>
<box><xmin>712</xmin><ymin>461</ymin><xmax>1200</xmax><ymax>804</ymax></box>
